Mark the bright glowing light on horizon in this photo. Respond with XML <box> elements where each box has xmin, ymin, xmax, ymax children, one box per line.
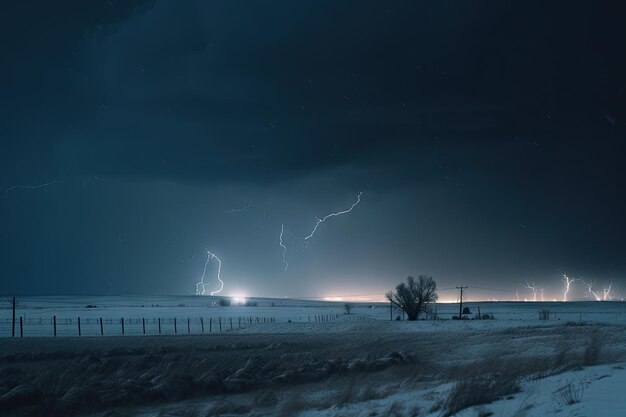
<box><xmin>233</xmin><ymin>295</ymin><xmax>247</xmax><ymax>304</ymax></box>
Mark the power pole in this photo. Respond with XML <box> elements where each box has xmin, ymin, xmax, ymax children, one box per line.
<box><xmin>456</xmin><ymin>286</ymin><xmax>468</xmax><ymax>318</ymax></box>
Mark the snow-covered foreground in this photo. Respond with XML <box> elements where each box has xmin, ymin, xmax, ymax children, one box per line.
<box><xmin>1</xmin><ymin>313</ymin><xmax>626</xmax><ymax>417</ymax></box>
<box><xmin>294</xmin><ymin>362</ymin><xmax>626</xmax><ymax>417</ymax></box>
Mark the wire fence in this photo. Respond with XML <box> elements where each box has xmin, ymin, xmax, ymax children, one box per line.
<box><xmin>0</xmin><ymin>313</ymin><xmax>342</xmax><ymax>338</ymax></box>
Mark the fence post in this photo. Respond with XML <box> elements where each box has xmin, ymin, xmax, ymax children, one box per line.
<box><xmin>200</xmin><ymin>317</ymin><xmax>204</xmax><ymax>333</ymax></box>
<box><xmin>20</xmin><ymin>316</ymin><xmax>23</xmax><ymax>338</ymax></box>
<box><xmin>209</xmin><ymin>317</ymin><xmax>212</xmax><ymax>333</ymax></box>
<box><xmin>100</xmin><ymin>318</ymin><xmax>103</xmax><ymax>335</ymax></box>
<box><xmin>230</xmin><ymin>317</ymin><xmax>233</xmax><ymax>330</ymax></box>
<box><xmin>12</xmin><ymin>297</ymin><xmax>16</xmax><ymax>338</ymax></box>
<box><xmin>158</xmin><ymin>318</ymin><xmax>161</xmax><ymax>334</ymax></box>
<box><xmin>238</xmin><ymin>317</ymin><xmax>241</xmax><ymax>328</ymax></box>
<box><xmin>121</xmin><ymin>318</ymin><xmax>125</xmax><ymax>335</ymax></box>
<box><xmin>174</xmin><ymin>318</ymin><xmax>177</xmax><ymax>334</ymax></box>
<box><xmin>142</xmin><ymin>318</ymin><xmax>146</xmax><ymax>334</ymax></box>
<box><xmin>78</xmin><ymin>317</ymin><xmax>81</xmax><ymax>336</ymax></box>
<box><xmin>219</xmin><ymin>317</ymin><xmax>222</xmax><ymax>332</ymax></box>
<box><xmin>53</xmin><ymin>316</ymin><xmax>57</xmax><ymax>336</ymax></box>
<box><xmin>187</xmin><ymin>318</ymin><xmax>190</xmax><ymax>334</ymax></box>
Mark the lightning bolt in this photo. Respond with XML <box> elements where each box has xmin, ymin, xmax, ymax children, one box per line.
<box><xmin>559</xmin><ymin>270</ymin><xmax>580</xmax><ymax>302</ymax></box>
<box><xmin>279</xmin><ymin>224</ymin><xmax>288</xmax><ymax>271</ymax></box>
<box><xmin>582</xmin><ymin>279</ymin><xmax>602</xmax><ymax>301</ymax></box>
<box><xmin>182</xmin><ymin>249</ymin><xmax>198</xmax><ymax>263</ymax></box>
<box><xmin>4</xmin><ymin>180</ymin><xmax>60</xmax><ymax>196</ymax></box>
<box><xmin>523</xmin><ymin>281</ymin><xmax>537</xmax><ymax>302</ymax></box>
<box><xmin>195</xmin><ymin>251</ymin><xmax>224</xmax><ymax>296</ymax></box>
<box><xmin>304</xmin><ymin>192</ymin><xmax>363</xmax><ymax>245</ymax></box>
<box><xmin>603</xmin><ymin>281</ymin><xmax>613</xmax><ymax>301</ymax></box>
<box><xmin>224</xmin><ymin>201</ymin><xmax>252</xmax><ymax>213</ymax></box>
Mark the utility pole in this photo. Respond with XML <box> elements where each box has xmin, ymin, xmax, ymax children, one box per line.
<box><xmin>456</xmin><ymin>286</ymin><xmax>468</xmax><ymax>318</ymax></box>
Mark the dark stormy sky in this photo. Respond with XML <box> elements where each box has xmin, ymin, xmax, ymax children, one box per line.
<box><xmin>1</xmin><ymin>1</ymin><xmax>625</xmax><ymax>301</ymax></box>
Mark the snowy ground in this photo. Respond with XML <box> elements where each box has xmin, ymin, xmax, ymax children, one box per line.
<box><xmin>2</xmin><ymin>295</ymin><xmax>626</xmax><ymax>337</ymax></box>
<box><xmin>1</xmin><ymin>297</ymin><xmax>626</xmax><ymax>416</ymax></box>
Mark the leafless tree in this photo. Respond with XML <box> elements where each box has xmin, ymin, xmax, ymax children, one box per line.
<box><xmin>386</xmin><ymin>275</ymin><xmax>438</xmax><ymax>320</ymax></box>
<box><xmin>344</xmin><ymin>303</ymin><xmax>352</xmax><ymax>315</ymax></box>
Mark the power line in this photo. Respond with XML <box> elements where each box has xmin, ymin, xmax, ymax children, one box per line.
<box><xmin>468</xmin><ymin>285</ymin><xmax>516</xmax><ymax>293</ymax></box>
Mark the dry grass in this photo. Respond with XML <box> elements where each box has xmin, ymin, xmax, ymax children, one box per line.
<box><xmin>441</xmin><ymin>374</ymin><xmax>520</xmax><ymax>417</ymax></box>
<box><xmin>0</xmin><ymin>322</ymin><xmax>622</xmax><ymax>416</ymax></box>
<box><xmin>552</xmin><ymin>378</ymin><xmax>585</xmax><ymax>406</ymax></box>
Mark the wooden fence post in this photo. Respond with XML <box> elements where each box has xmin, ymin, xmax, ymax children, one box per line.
<box><xmin>174</xmin><ymin>318</ymin><xmax>177</xmax><ymax>334</ymax></box>
<box><xmin>209</xmin><ymin>317</ymin><xmax>212</xmax><ymax>333</ymax></box>
<box><xmin>158</xmin><ymin>318</ymin><xmax>161</xmax><ymax>334</ymax></box>
<box><xmin>142</xmin><ymin>318</ymin><xmax>146</xmax><ymax>334</ymax></box>
<box><xmin>121</xmin><ymin>318</ymin><xmax>125</xmax><ymax>335</ymax></box>
<box><xmin>100</xmin><ymin>317</ymin><xmax>103</xmax><ymax>335</ymax></box>
<box><xmin>187</xmin><ymin>318</ymin><xmax>190</xmax><ymax>334</ymax></box>
<box><xmin>12</xmin><ymin>297</ymin><xmax>16</xmax><ymax>338</ymax></box>
<box><xmin>20</xmin><ymin>316</ymin><xmax>23</xmax><ymax>338</ymax></box>
<box><xmin>219</xmin><ymin>317</ymin><xmax>222</xmax><ymax>332</ymax></box>
<box><xmin>78</xmin><ymin>317</ymin><xmax>81</xmax><ymax>336</ymax></box>
<box><xmin>200</xmin><ymin>317</ymin><xmax>204</xmax><ymax>333</ymax></box>
<box><xmin>53</xmin><ymin>316</ymin><xmax>57</xmax><ymax>336</ymax></box>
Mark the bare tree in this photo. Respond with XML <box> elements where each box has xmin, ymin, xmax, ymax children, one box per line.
<box><xmin>344</xmin><ymin>303</ymin><xmax>352</xmax><ymax>315</ymax></box>
<box><xmin>386</xmin><ymin>275</ymin><xmax>438</xmax><ymax>320</ymax></box>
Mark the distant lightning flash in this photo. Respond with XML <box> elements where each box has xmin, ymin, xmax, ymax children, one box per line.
<box><xmin>603</xmin><ymin>281</ymin><xmax>613</xmax><ymax>301</ymax></box>
<box><xmin>582</xmin><ymin>279</ymin><xmax>602</xmax><ymax>301</ymax></box>
<box><xmin>182</xmin><ymin>249</ymin><xmax>198</xmax><ymax>263</ymax></box>
<box><xmin>4</xmin><ymin>180</ymin><xmax>60</xmax><ymax>196</ymax></box>
<box><xmin>559</xmin><ymin>270</ymin><xmax>580</xmax><ymax>302</ymax></box>
<box><xmin>224</xmin><ymin>201</ymin><xmax>252</xmax><ymax>213</ymax></box>
<box><xmin>524</xmin><ymin>281</ymin><xmax>537</xmax><ymax>302</ymax></box>
<box><xmin>279</xmin><ymin>224</ymin><xmax>288</xmax><ymax>271</ymax></box>
<box><xmin>304</xmin><ymin>192</ymin><xmax>363</xmax><ymax>245</ymax></box>
<box><xmin>195</xmin><ymin>251</ymin><xmax>224</xmax><ymax>296</ymax></box>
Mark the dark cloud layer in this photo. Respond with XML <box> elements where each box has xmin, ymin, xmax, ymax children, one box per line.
<box><xmin>1</xmin><ymin>1</ymin><xmax>625</xmax><ymax>297</ymax></box>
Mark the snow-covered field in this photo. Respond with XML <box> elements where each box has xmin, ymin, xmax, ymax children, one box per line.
<box><xmin>1</xmin><ymin>296</ymin><xmax>626</xmax><ymax>416</ymax></box>
<box><xmin>2</xmin><ymin>295</ymin><xmax>626</xmax><ymax>337</ymax></box>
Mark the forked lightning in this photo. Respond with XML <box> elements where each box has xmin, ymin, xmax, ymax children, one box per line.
<box><xmin>304</xmin><ymin>192</ymin><xmax>363</xmax><ymax>246</ymax></box>
<box><xmin>195</xmin><ymin>251</ymin><xmax>224</xmax><ymax>296</ymax></box>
